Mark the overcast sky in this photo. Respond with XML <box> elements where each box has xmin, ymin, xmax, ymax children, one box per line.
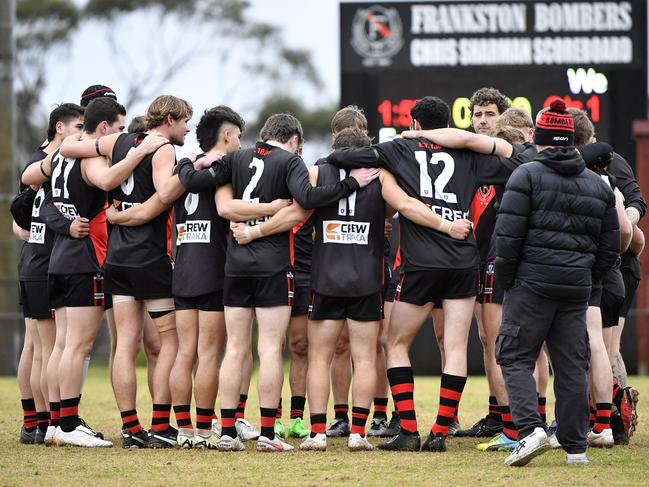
<box><xmin>40</xmin><ymin>0</ymin><xmax>349</xmax><ymax>160</ymax></box>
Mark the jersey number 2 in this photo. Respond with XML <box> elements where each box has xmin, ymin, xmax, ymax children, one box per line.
<box><xmin>242</xmin><ymin>157</ymin><xmax>264</xmax><ymax>203</ymax></box>
<box><xmin>415</xmin><ymin>151</ymin><xmax>457</xmax><ymax>204</ymax></box>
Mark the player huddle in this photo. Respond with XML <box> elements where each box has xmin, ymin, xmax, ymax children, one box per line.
<box><xmin>12</xmin><ymin>84</ymin><xmax>642</xmax><ymax>465</ymax></box>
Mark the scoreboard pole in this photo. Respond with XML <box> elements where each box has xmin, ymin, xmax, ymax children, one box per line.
<box><xmin>634</xmin><ymin>121</ymin><xmax>649</xmax><ymax>374</ymax></box>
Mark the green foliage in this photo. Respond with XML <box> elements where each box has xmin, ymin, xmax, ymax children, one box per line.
<box><xmin>14</xmin><ymin>0</ymin><xmax>324</xmax><ymax>154</ymax></box>
<box><xmin>248</xmin><ymin>95</ymin><xmax>337</xmax><ymax>140</ymax></box>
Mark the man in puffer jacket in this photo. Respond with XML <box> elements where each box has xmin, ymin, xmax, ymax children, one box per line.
<box><xmin>494</xmin><ymin>99</ymin><xmax>620</xmax><ymax>467</ymax></box>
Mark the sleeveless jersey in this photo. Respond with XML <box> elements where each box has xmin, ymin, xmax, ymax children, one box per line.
<box><xmin>107</xmin><ymin>133</ymin><xmax>173</xmax><ymax>267</ymax></box>
<box><xmin>18</xmin><ymin>148</ymin><xmax>50</xmax><ymax>281</ymax></box>
<box><xmin>325</xmin><ymin>138</ymin><xmax>517</xmax><ymax>270</ymax></box>
<box><xmin>173</xmin><ymin>179</ymin><xmax>229</xmax><ymax>297</ymax></box>
<box><xmin>311</xmin><ymin>164</ymin><xmax>385</xmax><ymax>296</ymax></box>
<box><xmin>225</xmin><ymin>142</ymin><xmax>357</xmax><ymax>277</ymax></box>
<box><xmin>48</xmin><ymin>150</ymin><xmax>108</xmax><ymax>275</ymax></box>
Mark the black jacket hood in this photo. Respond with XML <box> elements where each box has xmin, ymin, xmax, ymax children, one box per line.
<box><xmin>536</xmin><ymin>146</ymin><xmax>585</xmax><ymax>176</ymax></box>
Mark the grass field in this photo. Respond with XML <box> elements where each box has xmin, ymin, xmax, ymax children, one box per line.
<box><xmin>0</xmin><ymin>367</ymin><xmax>647</xmax><ymax>486</ymax></box>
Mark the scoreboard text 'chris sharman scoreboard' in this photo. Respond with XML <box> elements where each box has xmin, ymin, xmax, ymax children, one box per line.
<box><xmin>340</xmin><ymin>1</ymin><xmax>647</xmax><ymax>162</ymax></box>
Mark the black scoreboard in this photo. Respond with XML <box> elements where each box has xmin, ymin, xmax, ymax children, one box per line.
<box><xmin>340</xmin><ymin>0</ymin><xmax>647</xmax><ymax>163</ymax></box>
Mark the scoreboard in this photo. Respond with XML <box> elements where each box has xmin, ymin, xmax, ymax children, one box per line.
<box><xmin>340</xmin><ymin>0</ymin><xmax>647</xmax><ymax>163</ymax></box>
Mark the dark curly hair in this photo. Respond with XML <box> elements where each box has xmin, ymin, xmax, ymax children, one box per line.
<box><xmin>410</xmin><ymin>96</ymin><xmax>450</xmax><ymax>130</ymax></box>
<box><xmin>469</xmin><ymin>87</ymin><xmax>510</xmax><ymax>115</ymax></box>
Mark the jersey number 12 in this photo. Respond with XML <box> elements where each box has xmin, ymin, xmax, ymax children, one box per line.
<box><xmin>415</xmin><ymin>151</ymin><xmax>457</xmax><ymax>204</ymax></box>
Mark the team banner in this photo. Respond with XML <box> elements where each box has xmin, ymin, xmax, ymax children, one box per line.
<box><xmin>341</xmin><ymin>1</ymin><xmax>646</xmax><ymax>70</ymax></box>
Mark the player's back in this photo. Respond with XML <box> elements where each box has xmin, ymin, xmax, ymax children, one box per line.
<box><xmin>376</xmin><ymin>137</ymin><xmax>510</xmax><ymax>270</ymax></box>
<box><xmin>225</xmin><ymin>142</ymin><xmax>295</xmax><ymax>277</ymax></box>
<box><xmin>107</xmin><ymin>133</ymin><xmax>173</xmax><ymax>268</ymax></box>
<box><xmin>311</xmin><ymin>163</ymin><xmax>385</xmax><ymax>297</ymax></box>
<box><xmin>49</xmin><ymin>150</ymin><xmax>107</xmax><ymax>274</ymax></box>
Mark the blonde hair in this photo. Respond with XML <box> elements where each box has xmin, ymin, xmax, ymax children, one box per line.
<box><xmin>145</xmin><ymin>95</ymin><xmax>193</xmax><ymax>129</ymax></box>
<box><xmin>494</xmin><ymin>126</ymin><xmax>526</xmax><ymax>144</ymax></box>
<box><xmin>567</xmin><ymin>107</ymin><xmax>595</xmax><ymax>148</ymax></box>
<box><xmin>495</xmin><ymin>107</ymin><xmax>533</xmax><ymax>131</ymax></box>
<box><xmin>331</xmin><ymin>105</ymin><xmax>368</xmax><ymax>135</ymax></box>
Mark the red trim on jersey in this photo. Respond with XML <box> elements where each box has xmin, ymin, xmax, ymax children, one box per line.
<box><xmin>292</xmin><ymin>210</ymin><xmax>314</xmax><ymax>235</ymax></box>
<box><xmin>393</xmin><ymin>245</ymin><xmax>401</xmax><ymax>271</ymax></box>
<box><xmin>166</xmin><ymin>209</ymin><xmax>174</xmax><ymax>258</ymax></box>
<box><xmin>471</xmin><ymin>185</ymin><xmax>496</xmax><ymax>235</ymax></box>
<box><xmin>89</xmin><ymin>204</ymin><xmax>108</xmax><ymax>267</ymax></box>
<box><xmin>289</xmin><ymin>231</ymin><xmax>295</xmax><ymax>267</ymax></box>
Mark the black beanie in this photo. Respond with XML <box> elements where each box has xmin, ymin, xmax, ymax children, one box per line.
<box><xmin>80</xmin><ymin>84</ymin><xmax>117</xmax><ymax>107</ymax></box>
<box><xmin>534</xmin><ymin>99</ymin><xmax>575</xmax><ymax>147</ymax></box>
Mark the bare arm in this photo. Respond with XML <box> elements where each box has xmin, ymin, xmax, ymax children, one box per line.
<box><xmin>12</xmin><ymin>220</ymin><xmax>30</xmax><ymax>241</ymax></box>
<box><xmin>152</xmin><ymin>144</ymin><xmax>185</xmax><ymax>204</ymax></box>
<box><xmin>231</xmin><ymin>202</ymin><xmax>312</xmax><ymax>245</ymax></box>
<box><xmin>630</xmin><ymin>226</ymin><xmax>645</xmax><ymax>256</ymax></box>
<box><xmin>21</xmin><ymin>149</ymin><xmax>59</xmax><ymax>186</ymax></box>
<box><xmin>215</xmin><ymin>184</ymin><xmax>291</xmax><ymax>221</ymax></box>
<box><xmin>83</xmin><ymin>153</ymin><xmax>143</xmax><ymax>192</ymax></box>
<box><xmin>106</xmin><ymin>194</ymin><xmax>170</xmax><ymax>227</ymax></box>
<box><xmin>402</xmin><ymin>128</ymin><xmax>513</xmax><ymax>157</ymax></box>
<box><xmin>615</xmin><ymin>188</ymin><xmax>632</xmax><ymax>253</ymax></box>
<box><xmin>379</xmin><ymin>170</ymin><xmax>471</xmax><ymax>240</ymax></box>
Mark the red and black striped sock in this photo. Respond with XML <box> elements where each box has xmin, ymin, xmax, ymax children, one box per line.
<box><xmin>49</xmin><ymin>402</ymin><xmax>60</xmax><ymax>428</ymax></box>
<box><xmin>431</xmin><ymin>373</ymin><xmax>466</xmax><ymax>437</ymax></box>
<box><xmin>373</xmin><ymin>397</ymin><xmax>388</xmax><ymax>420</ymax></box>
<box><xmin>260</xmin><ymin>407</ymin><xmax>276</xmax><ymax>439</ymax></box>
<box><xmin>589</xmin><ymin>402</ymin><xmax>596</xmax><ymax>429</ymax></box>
<box><xmin>21</xmin><ymin>398</ymin><xmax>37</xmax><ymax>431</ymax></box>
<box><xmin>593</xmin><ymin>403</ymin><xmax>612</xmax><ymax>433</ymax></box>
<box><xmin>220</xmin><ymin>409</ymin><xmax>236</xmax><ymax>438</ymax></box>
<box><xmin>60</xmin><ymin>396</ymin><xmax>80</xmax><ymax>433</ymax></box>
<box><xmin>500</xmin><ymin>405</ymin><xmax>518</xmax><ymax>440</ymax></box>
<box><xmin>488</xmin><ymin>395</ymin><xmax>501</xmax><ymax>422</ymax></box>
<box><xmin>387</xmin><ymin>366</ymin><xmax>417</xmax><ymax>433</ymax></box>
<box><xmin>196</xmin><ymin>407</ymin><xmax>213</xmax><ymax>432</ymax></box>
<box><xmin>613</xmin><ymin>382</ymin><xmax>624</xmax><ymax>410</ymax></box>
<box><xmin>235</xmin><ymin>394</ymin><xmax>247</xmax><ymax>420</ymax></box>
<box><xmin>537</xmin><ymin>396</ymin><xmax>547</xmax><ymax>423</ymax></box>
<box><xmin>212</xmin><ymin>412</ymin><xmax>218</xmax><ymax>421</ymax></box>
<box><xmin>36</xmin><ymin>411</ymin><xmax>50</xmax><ymax>433</ymax></box>
<box><xmin>276</xmin><ymin>398</ymin><xmax>283</xmax><ymax>419</ymax></box>
<box><xmin>290</xmin><ymin>396</ymin><xmax>305</xmax><ymax>419</ymax></box>
<box><xmin>121</xmin><ymin>409</ymin><xmax>143</xmax><ymax>434</ymax></box>
<box><xmin>310</xmin><ymin>413</ymin><xmax>326</xmax><ymax>438</ymax></box>
<box><xmin>173</xmin><ymin>404</ymin><xmax>192</xmax><ymax>429</ymax></box>
<box><xmin>351</xmin><ymin>407</ymin><xmax>370</xmax><ymax>436</ymax></box>
<box><xmin>334</xmin><ymin>403</ymin><xmax>349</xmax><ymax>422</ymax></box>
<box><xmin>151</xmin><ymin>403</ymin><xmax>171</xmax><ymax>433</ymax></box>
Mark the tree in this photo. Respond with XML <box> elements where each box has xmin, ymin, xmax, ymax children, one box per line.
<box><xmin>14</xmin><ymin>0</ymin><xmax>323</xmax><ymax>154</ymax></box>
<box><xmin>247</xmin><ymin>95</ymin><xmax>337</xmax><ymax>141</ymax></box>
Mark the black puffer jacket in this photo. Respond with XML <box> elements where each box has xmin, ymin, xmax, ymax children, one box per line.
<box><xmin>495</xmin><ymin>147</ymin><xmax>620</xmax><ymax>303</ymax></box>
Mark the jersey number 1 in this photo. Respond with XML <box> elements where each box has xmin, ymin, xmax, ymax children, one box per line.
<box><xmin>415</xmin><ymin>151</ymin><xmax>457</xmax><ymax>204</ymax></box>
<box><xmin>337</xmin><ymin>169</ymin><xmax>357</xmax><ymax>216</ymax></box>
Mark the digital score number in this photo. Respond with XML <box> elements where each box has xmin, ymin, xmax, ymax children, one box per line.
<box><xmin>376</xmin><ymin>68</ymin><xmax>606</xmax><ymax>133</ymax></box>
<box><xmin>377</xmin><ymin>94</ymin><xmax>601</xmax><ymax>130</ymax></box>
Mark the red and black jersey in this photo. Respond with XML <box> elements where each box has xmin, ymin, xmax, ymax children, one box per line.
<box><xmin>311</xmin><ymin>164</ymin><xmax>385</xmax><ymax>297</ymax></box>
<box><xmin>18</xmin><ymin>148</ymin><xmax>51</xmax><ymax>281</ymax></box>
<box><xmin>106</xmin><ymin>133</ymin><xmax>173</xmax><ymax>268</ymax></box>
<box><xmin>173</xmin><ymin>167</ymin><xmax>229</xmax><ymax>297</ymax></box>
<box><xmin>223</xmin><ymin>142</ymin><xmax>359</xmax><ymax>277</ymax></box>
<box><xmin>472</xmin><ymin>142</ymin><xmax>538</xmax><ymax>262</ymax></box>
<box><xmin>292</xmin><ymin>216</ymin><xmax>313</xmax><ymax>277</ymax></box>
<box><xmin>48</xmin><ymin>150</ymin><xmax>108</xmax><ymax>275</ymax></box>
<box><xmin>326</xmin><ymin>137</ymin><xmax>515</xmax><ymax>270</ymax></box>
